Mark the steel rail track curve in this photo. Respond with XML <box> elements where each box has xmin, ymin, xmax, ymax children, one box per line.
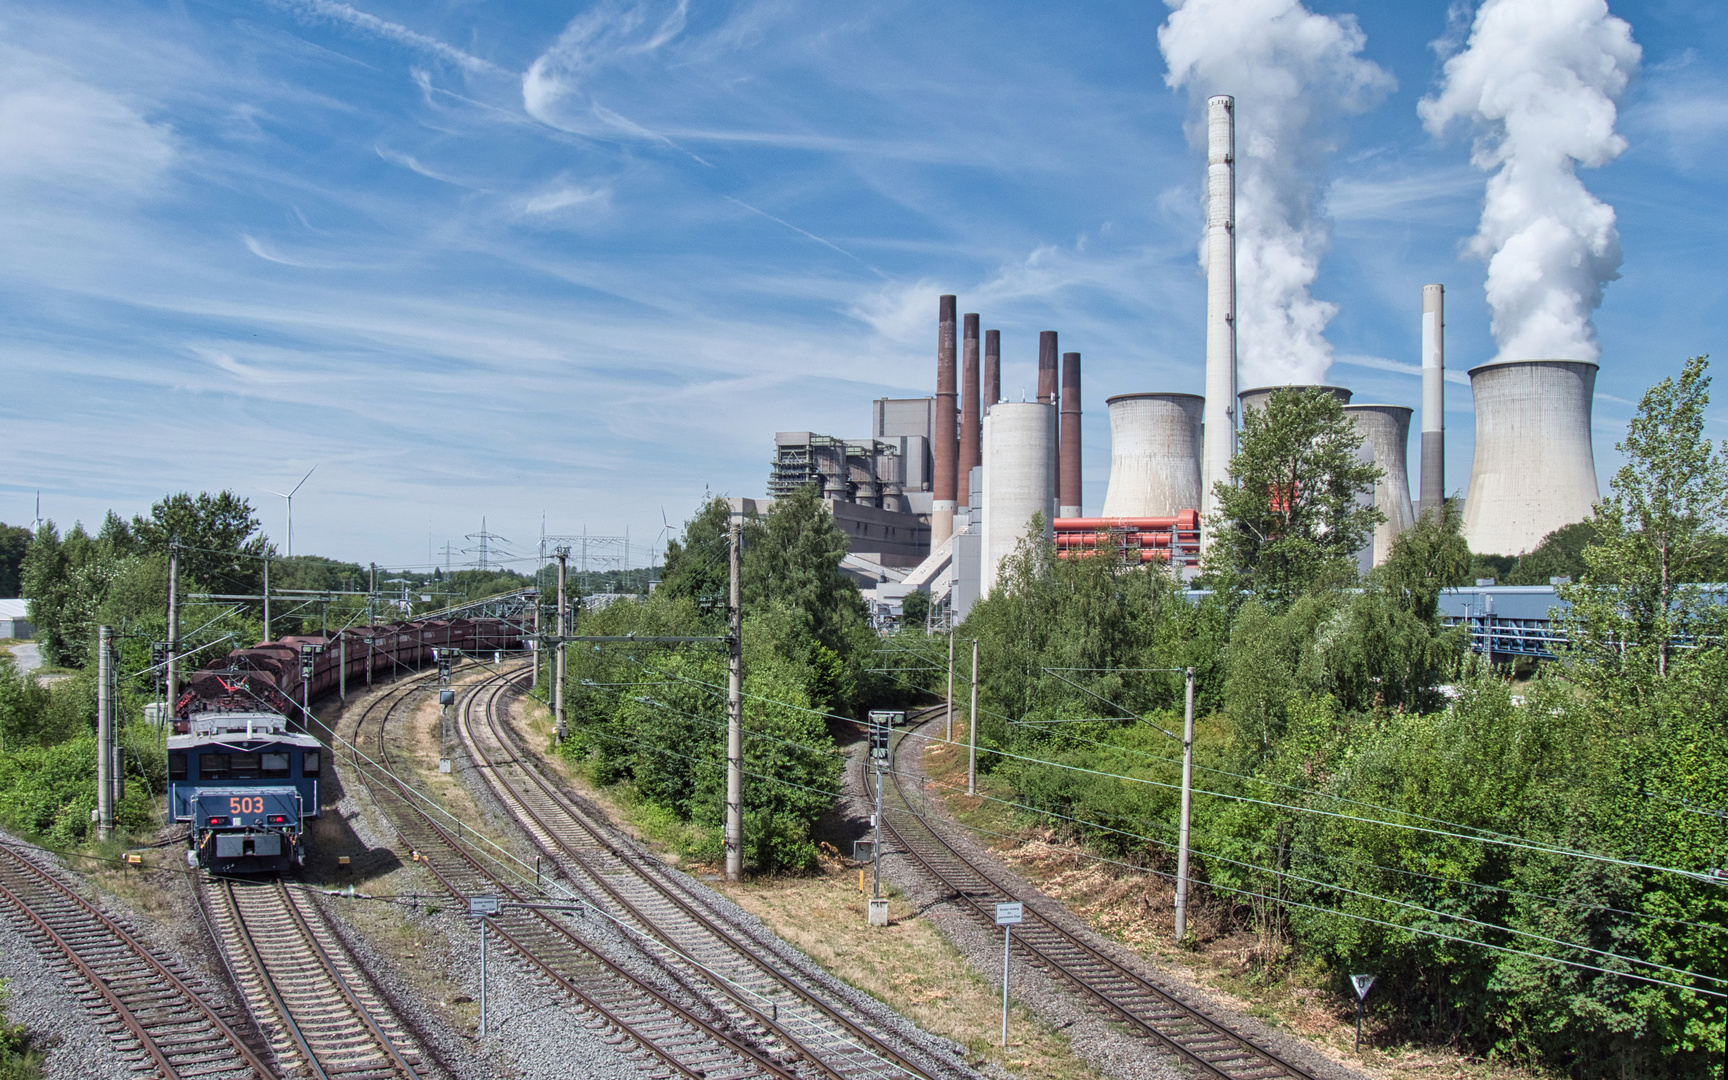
<box><xmin>199</xmin><ymin>873</ymin><xmax>426</xmax><ymax>1080</ymax></box>
<box><xmin>0</xmin><ymin>840</ymin><xmax>272</xmax><ymax>1080</ymax></box>
<box><xmin>454</xmin><ymin>667</ymin><xmax>962</xmax><ymax>1080</ymax></box>
<box><xmin>879</xmin><ymin>707</ymin><xmax>1323</xmax><ymax>1080</ymax></box>
<box><xmin>342</xmin><ymin>668</ymin><xmax>800</xmax><ymax>1080</ymax></box>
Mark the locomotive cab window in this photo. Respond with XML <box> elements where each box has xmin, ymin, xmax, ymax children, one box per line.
<box><xmin>302</xmin><ymin>751</ymin><xmax>321</xmax><ymax>777</ymax></box>
<box><xmin>261</xmin><ymin>753</ymin><xmax>290</xmax><ymax>778</ymax></box>
<box><xmin>200</xmin><ymin>753</ymin><xmax>229</xmax><ymax>779</ymax></box>
<box><xmin>169</xmin><ymin>752</ymin><xmax>187</xmax><ymax>781</ymax></box>
<box><xmin>230</xmin><ymin>753</ymin><xmax>261</xmax><ymax>779</ymax></box>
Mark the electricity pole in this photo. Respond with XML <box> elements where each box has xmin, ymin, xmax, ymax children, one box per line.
<box><xmin>97</xmin><ymin>626</ymin><xmax>113</xmax><ymax>841</ymax></box>
<box><xmin>946</xmin><ymin>630</ymin><xmax>954</xmax><ymax>742</ymax></box>
<box><xmin>166</xmin><ymin>542</ymin><xmax>179</xmax><ymax>721</ymax></box>
<box><xmin>725</xmin><ymin>506</ymin><xmax>744</xmax><ymax>882</ymax></box>
<box><xmin>1175</xmin><ymin>667</ymin><xmax>1196</xmax><ymax>940</ymax></box>
<box><xmin>968</xmin><ymin>638</ymin><xmax>980</xmax><ymax>795</ymax></box>
<box><xmin>555</xmin><ymin>547</ymin><xmax>569</xmax><ymax>741</ymax></box>
<box><xmin>262</xmin><ymin>557</ymin><xmax>271</xmax><ymax>641</ymax></box>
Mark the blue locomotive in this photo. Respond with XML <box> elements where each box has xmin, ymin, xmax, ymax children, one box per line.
<box><xmin>168</xmin><ymin>711</ymin><xmax>322</xmax><ymax>873</ymax></box>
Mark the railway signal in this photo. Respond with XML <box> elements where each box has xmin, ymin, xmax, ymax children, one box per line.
<box><xmin>1351</xmin><ymin>973</ymin><xmax>1375</xmax><ymax>1051</ymax></box>
<box><xmin>866</xmin><ymin>710</ymin><xmax>901</xmax><ymax>926</ymax></box>
<box><xmin>995</xmin><ymin>901</ymin><xmax>1023</xmax><ymax>1046</ymax></box>
<box><xmin>439</xmin><ymin>686</ymin><xmax>456</xmax><ymax>773</ymax></box>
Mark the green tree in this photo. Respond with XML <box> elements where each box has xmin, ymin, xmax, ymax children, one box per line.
<box><xmin>1561</xmin><ymin>356</ymin><xmax>1728</xmax><ymax>684</ymax></box>
<box><xmin>0</xmin><ymin>525</ymin><xmax>29</xmax><ymax>599</ymax></box>
<box><xmin>1203</xmin><ymin>387</ymin><xmax>1383</xmax><ymax>607</ymax></box>
<box><xmin>1376</xmin><ymin>500</ymin><xmax>1471</xmax><ymax>622</ymax></box>
<box><xmin>131</xmin><ymin>491</ymin><xmax>271</xmax><ymax>594</ymax></box>
<box><xmin>1504</xmin><ymin>520</ymin><xmax>1598</xmax><ymax>585</ymax></box>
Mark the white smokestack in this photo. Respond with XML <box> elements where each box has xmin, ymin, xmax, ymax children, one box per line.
<box><xmin>1420</xmin><ymin>283</ymin><xmax>1445</xmax><ymax>517</ymax></box>
<box><xmin>1160</xmin><ymin>0</ymin><xmax>1394</xmax><ymax>388</ymax></box>
<box><xmin>1200</xmin><ymin>94</ymin><xmax>1235</xmax><ymax>549</ymax></box>
<box><xmin>1420</xmin><ymin>0</ymin><xmax>1640</xmax><ymax>365</ymax></box>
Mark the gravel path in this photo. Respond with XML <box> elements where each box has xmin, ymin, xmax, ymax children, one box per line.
<box><xmin>869</xmin><ymin>720</ymin><xmax>1369</xmax><ymax>1080</ymax></box>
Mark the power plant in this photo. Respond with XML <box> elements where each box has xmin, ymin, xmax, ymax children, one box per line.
<box><xmin>755</xmin><ymin>98</ymin><xmax>1606</xmax><ymax>622</ymax></box>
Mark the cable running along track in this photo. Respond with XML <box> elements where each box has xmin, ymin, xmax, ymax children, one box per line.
<box><xmin>198</xmin><ymin>873</ymin><xmax>427</xmax><ymax>1079</ymax></box>
<box><xmin>343</xmin><ymin>668</ymin><xmax>804</xmax><ymax>1080</ymax></box>
<box><xmin>454</xmin><ymin>667</ymin><xmax>961</xmax><ymax>1080</ymax></box>
<box><xmin>880</xmin><ymin>707</ymin><xmax>1322</xmax><ymax>1080</ymax></box>
<box><xmin>0</xmin><ymin>841</ymin><xmax>271</xmax><ymax>1079</ymax></box>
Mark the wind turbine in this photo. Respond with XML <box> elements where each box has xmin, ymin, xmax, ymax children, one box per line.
<box><xmin>265</xmin><ymin>465</ymin><xmax>317</xmax><ymax>559</ymax></box>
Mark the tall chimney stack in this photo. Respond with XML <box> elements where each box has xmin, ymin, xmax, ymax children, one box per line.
<box><xmin>1037</xmin><ymin>331</ymin><xmax>1058</xmax><ymax>405</ymax></box>
<box><xmin>1420</xmin><ymin>284</ymin><xmax>1445</xmax><ymax>519</ymax></box>
<box><xmin>959</xmin><ymin>313</ymin><xmax>981</xmax><ymax>512</ymax></box>
<box><xmin>1200</xmin><ymin>94</ymin><xmax>1237</xmax><ymax>551</ymax></box>
<box><xmin>984</xmin><ymin>330</ymin><xmax>1001</xmax><ymax>416</ymax></box>
<box><xmin>932</xmin><ymin>295</ymin><xmax>958</xmax><ymax>546</ymax></box>
<box><xmin>1059</xmin><ymin>352</ymin><xmax>1082</xmax><ymax>518</ymax></box>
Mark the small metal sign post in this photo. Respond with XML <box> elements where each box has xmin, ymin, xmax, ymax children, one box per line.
<box><xmin>1350</xmin><ymin>974</ymin><xmax>1375</xmax><ymax>1052</ymax></box>
<box><xmin>995</xmin><ymin>901</ymin><xmax>1023</xmax><ymax>1046</ymax></box>
<box><xmin>470</xmin><ymin>896</ymin><xmax>499</xmax><ymax>1036</ymax></box>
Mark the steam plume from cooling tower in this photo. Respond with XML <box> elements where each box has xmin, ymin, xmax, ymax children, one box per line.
<box><xmin>1420</xmin><ymin>0</ymin><xmax>1640</xmax><ymax>365</ymax></box>
<box><xmin>1159</xmin><ymin>0</ymin><xmax>1393</xmax><ymax>387</ymax></box>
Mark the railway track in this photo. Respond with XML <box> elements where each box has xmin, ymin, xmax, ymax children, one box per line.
<box><xmin>0</xmin><ymin>840</ymin><xmax>271</xmax><ymax>1080</ymax></box>
<box><xmin>880</xmin><ymin>707</ymin><xmax>1322</xmax><ymax>1080</ymax></box>
<box><xmin>198</xmin><ymin>873</ymin><xmax>427</xmax><ymax>1079</ymax></box>
<box><xmin>453</xmin><ymin>668</ymin><xmax>957</xmax><ymax>1080</ymax></box>
<box><xmin>342</xmin><ymin>668</ymin><xmax>804</xmax><ymax>1080</ymax></box>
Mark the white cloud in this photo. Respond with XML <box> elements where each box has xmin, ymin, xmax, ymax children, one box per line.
<box><xmin>274</xmin><ymin>0</ymin><xmax>506</xmax><ymax>76</ymax></box>
<box><xmin>0</xmin><ymin>46</ymin><xmax>174</xmax><ymax>195</ymax></box>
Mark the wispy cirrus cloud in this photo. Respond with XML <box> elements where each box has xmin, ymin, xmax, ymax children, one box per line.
<box><xmin>271</xmin><ymin>0</ymin><xmax>508</xmax><ymax>76</ymax></box>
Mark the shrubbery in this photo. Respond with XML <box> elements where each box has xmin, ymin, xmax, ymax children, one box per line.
<box><xmin>949</xmin><ymin>367</ymin><xmax>1728</xmax><ymax>1075</ymax></box>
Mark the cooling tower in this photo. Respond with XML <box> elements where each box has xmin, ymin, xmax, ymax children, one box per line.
<box><xmin>1100</xmin><ymin>394</ymin><xmax>1204</xmax><ymax>518</ymax></box>
<box><xmin>981</xmin><ymin>401</ymin><xmax>1056</xmax><ymax>595</ymax></box>
<box><xmin>1462</xmin><ymin>360</ymin><xmax>1600</xmax><ymax>556</ymax></box>
<box><xmin>1343</xmin><ymin>404</ymin><xmax>1415</xmax><ymax>566</ymax></box>
<box><xmin>1200</xmin><ymin>94</ymin><xmax>1237</xmax><ymax>552</ymax></box>
<box><xmin>1237</xmin><ymin>385</ymin><xmax>1353</xmax><ymax>418</ymax></box>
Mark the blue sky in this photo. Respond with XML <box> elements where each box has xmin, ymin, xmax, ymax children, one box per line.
<box><xmin>1</xmin><ymin>0</ymin><xmax>1723</xmax><ymax>570</ymax></box>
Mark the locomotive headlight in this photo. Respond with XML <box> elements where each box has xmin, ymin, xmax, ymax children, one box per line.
<box><xmin>207</xmin><ymin>816</ymin><xmax>224</xmax><ymax>826</ymax></box>
<box><xmin>268</xmin><ymin>815</ymin><xmax>288</xmax><ymax>824</ymax></box>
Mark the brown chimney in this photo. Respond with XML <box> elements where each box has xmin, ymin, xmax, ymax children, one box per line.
<box><xmin>1059</xmin><ymin>352</ymin><xmax>1082</xmax><ymax>518</ymax></box>
<box><xmin>932</xmin><ymin>295</ymin><xmax>958</xmax><ymax>546</ymax></box>
<box><xmin>983</xmin><ymin>330</ymin><xmax>1000</xmax><ymax>418</ymax></box>
<box><xmin>1037</xmin><ymin>331</ymin><xmax>1058</xmax><ymax>405</ymax></box>
<box><xmin>959</xmin><ymin>314</ymin><xmax>980</xmax><ymax>510</ymax></box>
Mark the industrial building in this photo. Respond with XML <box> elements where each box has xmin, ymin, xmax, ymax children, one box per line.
<box><xmin>762</xmin><ymin>92</ymin><xmax>1604</xmax><ymax>624</ymax></box>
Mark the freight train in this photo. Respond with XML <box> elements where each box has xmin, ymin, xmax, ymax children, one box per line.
<box><xmin>168</xmin><ymin>617</ymin><xmax>525</xmax><ymax>872</ymax></box>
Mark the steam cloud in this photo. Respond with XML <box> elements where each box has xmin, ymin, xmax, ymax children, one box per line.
<box><xmin>1421</xmin><ymin>0</ymin><xmax>1640</xmax><ymax>365</ymax></box>
<box><xmin>1160</xmin><ymin>0</ymin><xmax>1393</xmax><ymax>388</ymax></box>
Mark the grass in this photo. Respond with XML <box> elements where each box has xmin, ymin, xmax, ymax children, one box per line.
<box><xmin>715</xmin><ymin>871</ymin><xmax>1097</xmax><ymax>1080</ymax></box>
